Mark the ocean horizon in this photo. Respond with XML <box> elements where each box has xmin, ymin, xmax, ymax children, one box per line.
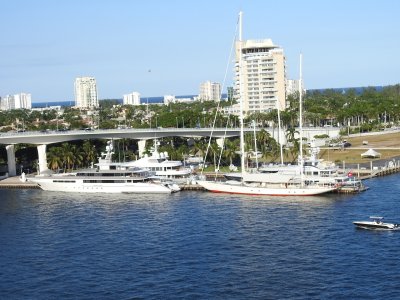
<box><xmin>31</xmin><ymin>86</ymin><xmax>385</xmax><ymax>109</ymax></box>
<box><xmin>32</xmin><ymin>95</ymin><xmax>196</xmax><ymax>108</ymax></box>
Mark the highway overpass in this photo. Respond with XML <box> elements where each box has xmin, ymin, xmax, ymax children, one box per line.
<box><xmin>0</xmin><ymin>126</ymin><xmax>340</xmax><ymax>176</ymax></box>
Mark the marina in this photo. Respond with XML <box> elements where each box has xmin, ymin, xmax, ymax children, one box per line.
<box><xmin>1</xmin><ymin>173</ymin><xmax>400</xmax><ymax>299</ymax></box>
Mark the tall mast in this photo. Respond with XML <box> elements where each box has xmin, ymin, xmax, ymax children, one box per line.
<box><xmin>277</xmin><ymin>98</ymin><xmax>284</xmax><ymax>165</ymax></box>
<box><xmin>299</xmin><ymin>53</ymin><xmax>304</xmax><ymax>185</ymax></box>
<box><xmin>238</xmin><ymin>11</ymin><xmax>245</xmax><ymax>177</ymax></box>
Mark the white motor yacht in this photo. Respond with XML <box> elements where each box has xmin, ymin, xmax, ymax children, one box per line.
<box><xmin>353</xmin><ymin>217</ymin><xmax>399</xmax><ymax>230</ymax></box>
<box><xmin>122</xmin><ymin>140</ymin><xmax>192</xmax><ymax>184</ymax></box>
<box><xmin>27</xmin><ymin>141</ymin><xmax>174</xmax><ymax>194</ymax></box>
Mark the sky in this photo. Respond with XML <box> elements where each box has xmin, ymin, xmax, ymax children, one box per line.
<box><xmin>1</xmin><ymin>0</ymin><xmax>400</xmax><ymax>103</ymax></box>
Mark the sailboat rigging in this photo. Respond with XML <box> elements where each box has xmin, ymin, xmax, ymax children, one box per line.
<box><xmin>196</xmin><ymin>11</ymin><xmax>337</xmax><ymax>196</ymax></box>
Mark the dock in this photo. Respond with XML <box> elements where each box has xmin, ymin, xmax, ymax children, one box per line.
<box><xmin>340</xmin><ymin>160</ymin><xmax>400</xmax><ymax>180</ymax></box>
<box><xmin>0</xmin><ymin>176</ymin><xmax>40</xmax><ymax>189</ymax></box>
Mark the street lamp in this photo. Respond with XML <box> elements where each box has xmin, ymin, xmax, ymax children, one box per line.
<box><xmin>182</xmin><ymin>116</ymin><xmax>184</xmax><ymax>128</ymax></box>
<box><xmin>176</xmin><ymin>117</ymin><xmax>178</xmax><ymax>128</ymax></box>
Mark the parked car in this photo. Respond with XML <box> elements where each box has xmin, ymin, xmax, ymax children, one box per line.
<box><xmin>343</xmin><ymin>142</ymin><xmax>351</xmax><ymax>148</ymax></box>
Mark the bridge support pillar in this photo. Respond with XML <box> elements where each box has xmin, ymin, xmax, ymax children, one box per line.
<box><xmin>6</xmin><ymin>145</ymin><xmax>16</xmax><ymax>177</ymax></box>
<box><xmin>37</xmin><ymin>144</ymin><xmax>49</xmax><ymax>175</ymax></box>
<box><xmin>216</xmin><ymin>138</ymin><xmax>225</xmax><ymax>149</ymax></box>
<box><xmin>137</xmin><ymin>140</ymin><xmax>147</xmax><ymax>157</ymax></box>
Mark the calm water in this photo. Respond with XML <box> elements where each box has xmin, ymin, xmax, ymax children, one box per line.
<box><xmin>1</xmin><ymin>175</ymin><xmax>400</xmax><ymax>299</ymax></box>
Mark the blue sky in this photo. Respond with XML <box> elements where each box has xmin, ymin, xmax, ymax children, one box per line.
<box><xmin>1</xmin><ymin>0</ymin><xmax>399</xmax><ymax>102</ymax></box>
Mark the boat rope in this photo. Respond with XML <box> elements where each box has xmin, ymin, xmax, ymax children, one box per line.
<box><xmin>200</xmin><ymin>15</ymin><xmax>239</xmax><ymax>179</ymax></box>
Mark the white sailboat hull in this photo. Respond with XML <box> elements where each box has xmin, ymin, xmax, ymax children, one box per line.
<box><xmin>197</xmin><ymin>180</ymin><xmax>336</xmax><ymax>196</ymax></box>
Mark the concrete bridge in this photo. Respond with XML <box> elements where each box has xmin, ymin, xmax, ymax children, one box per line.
<box><xmin>0</xmin><ymin>126</ymin><xmax>340</xmax><ymax>176</ymax></box>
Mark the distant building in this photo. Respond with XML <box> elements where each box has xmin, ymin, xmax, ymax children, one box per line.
<box><xmin>199</xmin><ymin>81</ymin><xmax>221</xmax><ymax>101</ymax></box>
<box><xmin>123</xmin><ymin>92</ymin><xmax>141</xmax><ymax>105</ymax></box>
<box><xmin>174</xmin><ymin>97</ymin><xmax>194</xmax><ymax>104</ymax></box>
<box><xmin>0</xmin><ymin>93</ymin><xmax>32</xmax><ymax>110</ymax></box>
<box><xmin>227</xmin><ymin>86</ymin><xmax>234</xmax><ymax>101</ymax></box>
<box><xmin>163</xmin><ymin>95</ymin><xmax>176</xmax><ymax>105</ymax></box>
<box><xmin>221</xmin><ymin>103</ymin><xmax>241</xmax><ymax>116</ymax></box>
<box><xmin>74</xmin><ymin>77</ymin><xmax>98</xmax><ymax>108</ymax></box>
<box><xmin>286</xmin><ymin>79</ymin><xmax>303</xmax><ymax>96</ymax></box>
<box><xmin>235</xmin><ymin>39</ymin><xmax>286</xmax><ymax>114</ymax></box>
<box><xmin>0</xmin><ymin>95</ymin><xmax>12</xmax><ymax>110</ymax></box>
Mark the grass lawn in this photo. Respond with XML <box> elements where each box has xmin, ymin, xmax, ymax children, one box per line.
<box><xmin>318</xmin><ymin>131</ymin><xmax>400</xmax><ymax>164</ymax></box>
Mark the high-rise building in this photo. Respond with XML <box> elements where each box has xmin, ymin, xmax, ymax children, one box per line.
<box><xmin>123</xmin><ymin>92</ymin><xmax>141</xmax><ymax>105</ymax></box>
<box><xmin>286</xmin><ymin>79</ymin><xmax>303</xmax><ymax>96</ymax></box>
<box><xmin>199</xmin><ymin>81</ymin><xmax>221</xmax><ymax>101</ymax></box>
<box><xmin>235</xmin><ymin>39</ymin><xmax>286</xmax><ymax>114</ymax></box>
<box><xmin>74</xmin><ymin>77</ymin><xmax>98</xmax><ymax>108</ymax></box>
<box><xmin>14</xmin><ymin>93</ymin><xmax>32</xmax><ymax>109</ymax></box>
<box><xmin>0</xmin><ymin>93</ymin><xmax>31</xmax><ymax>111</ymax></box>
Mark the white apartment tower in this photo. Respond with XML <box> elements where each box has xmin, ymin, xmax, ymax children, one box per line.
<box><xmin>0</xmin><ymin>93</ymin><xmax>31</xmax><ymax>110</ymax></box>
<box><xmin>74</xmin><ymin>77</ymin><xmax>98</xmax><ymax>108</ymax></box>
<box><xmin>123</xmin><ymin>92</ymin><xmax>141</xmax><ymax>105</ymax></box>
<box><xmin>286</xmin><ymin>79</ymin><xmax>303</xmax><ymax>96</ymax></box>
<box><xmin>199</xmin><ymin>81</ymin><xmax>221</xmax><ymax>101</ymax></box>
<box><xmin>235</xmin><ymin>39</ymin><xmax>286</xmax><ymax>114</ymax></box>
<box><xmin>15</xmin><ymin>93</ymin><xmax>32</xmax><ymax>109</ymax></box>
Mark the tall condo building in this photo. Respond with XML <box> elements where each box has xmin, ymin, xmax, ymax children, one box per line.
<box><xmin>286</xmin><ymin>79</ymin><xmax>303</xmax><ymax>96</ymax></box>
<box><xmin>199</xmin><ymin>81</ymin><xmax>221</xmax><ymax>101</ymax></box>
<box><xmin>235</xmin><ymin>39</ymin><xmax>286</xmax><ymax>114</ymax></box>
<box><xmin>74</xmin><ymin>77</ymin><xmax>98</xmax><ymax>108</ymax></box>
<box><xmin>0</xmin><ymin>93</ymin><xmax>31</xmax><ymax>111</ymax></box>
<box><xmin>123</xmin><ymin>92</ymin><xmax>141</xmax><ymax>105</ymax></box>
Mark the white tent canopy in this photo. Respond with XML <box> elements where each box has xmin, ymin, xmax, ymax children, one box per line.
<box><xmin>361</xmin><ymin>148</ymin><xmax>381</xmax><ymax>158</ymax></box>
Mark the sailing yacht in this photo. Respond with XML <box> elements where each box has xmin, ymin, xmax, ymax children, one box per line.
<box><xmin>197</xmin><ymin>12</ymin><xmax>336</xmax><ymax>196</ymax></box>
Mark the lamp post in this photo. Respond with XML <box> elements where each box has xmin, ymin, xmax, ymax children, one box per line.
<box><xmin>182</xmin><ymin>116</ymin><xmax>184</xmax><ymax>128</ymax></box>
<box><xmin>176</xmin><ymin>117</ymin><xmax>178</xmax><ymax>128</ymax></box>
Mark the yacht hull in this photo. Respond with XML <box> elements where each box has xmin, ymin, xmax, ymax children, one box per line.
<box><xmin>197</xmin><ymin>180</ymin><xmax>336</xmax><ymax>196</ymax></box>
<box><xmin>29</xmin><ymin>177</ymin><xmax>172</xmax><ymax>194</ymax></box>
<box><xmin>353</xmin><ymin>221</ymin><xmax>399</xmax><ymax>230</ymax></box>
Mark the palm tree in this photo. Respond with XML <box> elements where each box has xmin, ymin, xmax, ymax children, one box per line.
<box><xmin>285</xmin><ymin>127</ymin><xmax>300</xmax><ymax>162</ymax></box>
<box><xmin>71</xmin><ymin>144</ymin><xmax>83</xmax><ymax>169</ymax></box>
<box><xmin>47</xmin><ymin>146</ymin><xmax>62</xmax><ymax>171</ymax></box>
<box><xmin>224</xmin><ymin>138</ymin><xmax>239</xmax><ymax>166</ymax></box>
<box><xmin>82</xmin><ymin>140</ymin><xmax>97</xmax><ymax>167</ymax></box>
<box><xmin>209</xmin><ymin>141</ymin><xmax>222</xmax><ymax>170</ymax></box>
<box><xmin>60</xmin><ymin>143</ymin><xmax>75</xmax><ymax>171</ymax></box>
<box><xmin>190</xmin><ymin>139</ymin><xmax>207</xmax><ymax>160</ymax></box>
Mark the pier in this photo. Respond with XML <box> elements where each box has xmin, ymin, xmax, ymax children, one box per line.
<box><xmin>0</xmin><ymin>176</ymin><xmax>40</xmax><ymax>189</ymax></box>
<box><xmin>341</xmin><ymin>159</ymin><xmax>400</xmax><ymax>179</ymax></box>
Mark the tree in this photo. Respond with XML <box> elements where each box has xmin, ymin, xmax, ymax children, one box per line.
<box><xmin>47</xmin><ymin>146</ymin><xmax>63</xmax><ymax>171</ymax></box>
<box><xmin>224</xmin><ymin>138</ymin><xmax>239</xmax><ymax>166</ymax></box>
<box><xmin>285</xmin><ymin>127</ymin><xmax>300</xmax><ymax>162</ymax></box>
<box><xmin>60</xmin><ymin>143</ymin><xmax>75</xmax><ymax>171</ymax></box>
<box><xmin>82</xmin><ymin>140</ymin><xmax>97</xmax><ymax>167</ymax></box>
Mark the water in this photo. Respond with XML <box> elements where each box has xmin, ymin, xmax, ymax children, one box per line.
<box><xmin>1</xmin><ymin>175</ymin><xmax>400</xmax><ymax>299</ymax></box>
<box><xmin>32</xmin><ymin>95</ymin><xmax>200</xmax><ymax>108</ymax></box>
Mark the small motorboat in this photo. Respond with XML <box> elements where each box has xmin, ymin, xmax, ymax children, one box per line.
<box><xmin>353</xmin><ymin>216</ymin><xmax>400</xmax><ymax>230</ymax></box>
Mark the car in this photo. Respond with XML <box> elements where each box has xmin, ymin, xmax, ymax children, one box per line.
<box><xmin>343</xmin><ymin>142</ymin><xmax>351</xmax><ymax>148</ymax></box>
